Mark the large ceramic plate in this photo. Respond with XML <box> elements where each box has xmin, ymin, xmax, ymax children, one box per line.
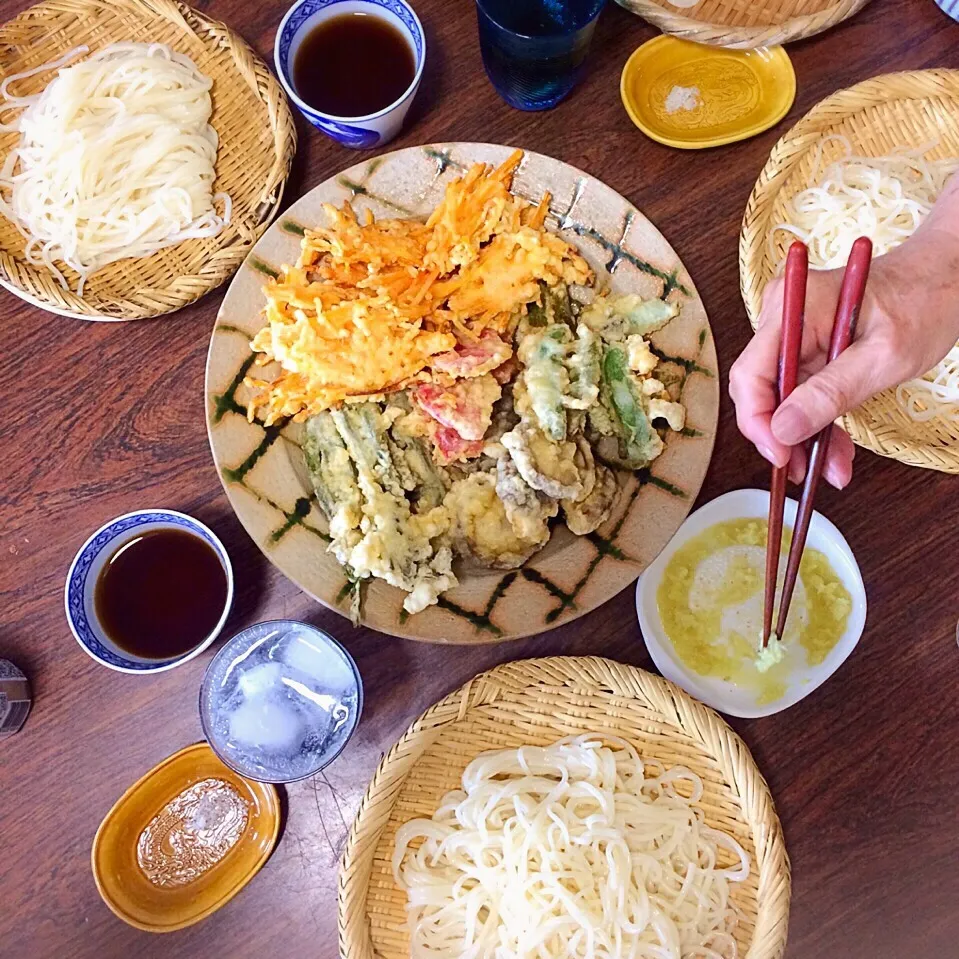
<box><xmin>205</xmin><ymin>144</ymin><xmax>719</xmax><ymax>643</ymax></box>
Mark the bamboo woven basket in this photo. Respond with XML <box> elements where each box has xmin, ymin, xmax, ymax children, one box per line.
<box><xmin>0</xmin><ymin>0</ymin><xmax>297</xmax><ymax>320</ymax></box>
<box><xmin>339</xmin><ymin>656</ymin><xmax>791</xmax><ymax>959</ymax></box>
<box><xmin>740</xmin><ymin>70</ymin><xmax>959</xmax><ymax>473</ymax></box>
<box><xmin>614</xmin><ymin>0</ymin><xmax>871</xmax><ymax>48</ymax></box>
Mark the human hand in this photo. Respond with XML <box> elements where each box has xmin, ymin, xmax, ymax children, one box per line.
<box><xmin>730</xmin><ymin>188</ymin><xmax>959</xmax><ymax>488</ymax></box>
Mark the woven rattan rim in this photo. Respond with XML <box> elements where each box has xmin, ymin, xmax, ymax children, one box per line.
<box><xmin>0</xmin><ymin>0</ymin><xmax>297</xmax><ymax>320</ymax></box>
<box><xmin>740</xmin><ymin>69</ymin><xmax>959</xmax><ymax>473</ymax></box>
<box><xmin>614</xmin><ymin>0</ymin><xmax>870</xmax><ymax>48</ymax></box>
<box><xmin>338</xmin><ymin>656</ymin><xmax>791</xmax><ymax>959</ymax></box>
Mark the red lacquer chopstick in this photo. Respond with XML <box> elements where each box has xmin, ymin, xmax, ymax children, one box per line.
<box><xmin>773</xmin><ymin>236</ymin><xmax>873</xmax><ymax>643</ymax></box>
<box><xmin>762</xmin><ymin>241</ymin><xmax>807</xmax><ymax>649</ymax></box>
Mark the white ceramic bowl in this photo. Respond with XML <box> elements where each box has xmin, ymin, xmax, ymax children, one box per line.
<box><xmin>636</xmin><ymin>488</ymin><xmax>867</xmax><ymax>718</ymax></box>
<box><xmin>64</xmin><ymin>510</ymin><xmax>234</xmax><ymax>674</ymax></box>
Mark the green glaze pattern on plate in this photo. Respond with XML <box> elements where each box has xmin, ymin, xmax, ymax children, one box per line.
<box><xmin>205</xmin><ymin>143</ymin><xmax>719</xmax><ymax>643</ymax></box>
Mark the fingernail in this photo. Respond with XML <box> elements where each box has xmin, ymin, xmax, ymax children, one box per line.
<box><xmin>757</xmin><ymin>444</ymin><xmax>787</xmax><ymax>468</ymax></box>
<box><xmin>827</xmin><ymin>466</ymin><xmax>851</xmax><ymax>490</ymax></box>
<box><xmin>771</xmin><ymin>405</ymin><xmax>807</xmax><ymax>446</ymax></box>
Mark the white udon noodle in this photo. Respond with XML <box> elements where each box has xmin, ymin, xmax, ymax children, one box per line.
<box><xmin>0</xmin><ymin>42</ymin><xmax>231</xmax><ymax>295</ymax></box>
<box><xmin>770</xmin><ymin>135</ymin><xmax>959</xmax><ymax>421</ymax></box>
<box><xmin>392</xmin><ymin>735</ymin><xmax>750</xmax><ymax>959</ymax></box>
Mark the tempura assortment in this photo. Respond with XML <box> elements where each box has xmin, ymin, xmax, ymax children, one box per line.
<box><xmin>246</xmin><ymin>151</ymin><xmax>687</xmax><ymax>616</ymax></box>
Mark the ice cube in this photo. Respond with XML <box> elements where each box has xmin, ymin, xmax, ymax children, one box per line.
<box><xmin>237</xmin><ymin>660</ymin><xmax>285</xmax><ymax>698</ymax></box>
<box><xmin>228</xmin><ymin>696</ymin><xmax>305</xmax><ymax>754</ymax></box>
<box><xmin>281</xmin><ymin>673</ymin><xmax>339</xmax><ymax>712</ymax></box>
<box><xmin>281</xmin><ymin>634</ymin><xmax>332</xmax><ymax>683</ymax></box>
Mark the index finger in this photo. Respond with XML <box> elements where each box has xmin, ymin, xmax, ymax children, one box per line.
<box><xmin>729</xmin><ymin>320</ymin><xmax>790</xmax><ymax>467</ymax></box>
<box><xmin>729</xmin><ymin>285</ymin><xmax>790</xmax><ymax>468</ymax></box>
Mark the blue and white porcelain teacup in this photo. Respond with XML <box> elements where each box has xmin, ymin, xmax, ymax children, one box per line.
<box><xmin>64</xmin><ymin>510</ymin><xmax>233</xmax><ymax>674</ymax></box>
<box><xmin>275</xmin><ymin>0</ymin><xmax>426</xmax><ymax>150</ymax></box>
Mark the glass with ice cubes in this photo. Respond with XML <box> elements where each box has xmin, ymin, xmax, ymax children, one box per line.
<box><xmin>199</xmin><ymin>621</ymin><xmax>362</xmax><ymax>783</ymax></box>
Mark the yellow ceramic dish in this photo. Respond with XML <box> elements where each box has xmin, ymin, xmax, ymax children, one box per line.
<box><xmin>620</xmin><ymin>37</ymin><xmax>796</xmax><ymax>150</ymax></box>
<box><xmin>92</xmin><ymin>742</ymin><xmax>280</xmax><ymax>933</ymax></box>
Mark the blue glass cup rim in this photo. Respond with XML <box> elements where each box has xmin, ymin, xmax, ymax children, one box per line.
<box><xmin>197</xmin><ymin>619</ymin><xmax>364</xmax><ymax>784</ymax></box>
<box><xmin>474</xmin><ymin>0</ymin><xmax>605</xmax><ymax>40</ymax></box>
<box><xmin>274</xmin><ymin>0</ymin><xmax>427</xmax><ymax>124</ymax></box>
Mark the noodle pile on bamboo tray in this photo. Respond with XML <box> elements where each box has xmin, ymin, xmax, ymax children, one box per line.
<box><xmin>339</xmin><ymin>657</ymin><xmax>790</xmax><ymax>959</ymax></box>
<box><xmin>613</xmin><ymin>0</ymin><xmax>871</xmax><ymax>49</ymax></box>
<box><xmin>0</xmin><ymin>0</ymin><xmax>296</xmax><ymax>320</ymax></box>
<box><xmin>740</xmin><ymin>70</ymin><xmax>959</xmax><ymax>474</ymax></box>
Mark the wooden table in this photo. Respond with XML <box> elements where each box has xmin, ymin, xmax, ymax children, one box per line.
<box><xmin>2</xmin><ymin>0</ymin><xmax>958</xmax><ymax>955</ymax></box>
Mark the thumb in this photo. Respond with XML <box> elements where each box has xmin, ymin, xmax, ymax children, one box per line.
<box><xmin>771</xmin><ymin>341</ymin><xmax>885</xmax><ymax>446</ymax></box>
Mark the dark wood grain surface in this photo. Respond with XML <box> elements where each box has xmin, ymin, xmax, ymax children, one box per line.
<box><xmin>2</xmin><ymin>1</ymin><xmax>958</xmax><ymax>956</ymax></box>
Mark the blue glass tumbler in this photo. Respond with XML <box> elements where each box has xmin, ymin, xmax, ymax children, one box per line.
<box><xmin>475</xmin><ymin>0</ymin><xmax>605</xmax><ymax>111</ymax></box>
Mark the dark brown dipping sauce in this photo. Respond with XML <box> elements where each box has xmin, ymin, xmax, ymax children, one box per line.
<box><xmin>292</xmin><ymin>12</ymin><xmax>416</xmax><ymax>117</ymax></box>
<box><xmin>94</xmin><ymin>529</ymin><xmax>228</xmax><ymax>660</ymax></box>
